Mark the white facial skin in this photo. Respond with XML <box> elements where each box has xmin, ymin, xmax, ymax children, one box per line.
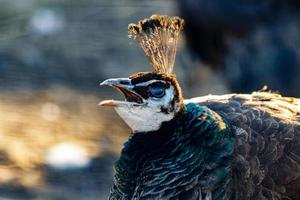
<box><xmin>115</xmin><ymin>86</ymin><xmax>179</xmax><ymax>133</ymax></box>
<box><xmin>99</xmin><ymin>77</ymin><xmax>181</xmax><ymax>133</ymax></box>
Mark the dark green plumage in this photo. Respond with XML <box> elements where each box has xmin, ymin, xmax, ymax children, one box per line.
<box><xmin>109</xmin><ymin>103</ymin><xmax>234</xmax><ymax>200</ymax></box>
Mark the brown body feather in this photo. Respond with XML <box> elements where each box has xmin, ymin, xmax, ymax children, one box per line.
<box><xmin>187</xmin><ymin>92</ymin><xmax>300</xmax><ymax>199</ymax></box>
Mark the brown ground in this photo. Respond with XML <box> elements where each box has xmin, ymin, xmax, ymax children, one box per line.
<box><xmin>0</xmin><ymin>87</ymin><xmax>130</xmax><ymax>200</ymax></box>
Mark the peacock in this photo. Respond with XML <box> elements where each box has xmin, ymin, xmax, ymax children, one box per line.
<box><xmin>99</xmin><ymin>15</ymin><xmax>300</xmax><ymax>200</ymax></box>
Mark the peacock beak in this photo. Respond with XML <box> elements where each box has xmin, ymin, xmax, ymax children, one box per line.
<box><xmin>99</xmin><ymin>78</ymin><xmax>144</xmax><ymax>107</ymax></box>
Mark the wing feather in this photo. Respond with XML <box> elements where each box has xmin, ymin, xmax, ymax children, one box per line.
<box><xmin>186</xmin><ymin>92</ymin><xmax>300</xmax><ymax>199</ymax></box>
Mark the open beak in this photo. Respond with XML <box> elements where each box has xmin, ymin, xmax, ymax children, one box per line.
<box><xmin>99</xmin><ymin>78</ymin><xmax>144</xmax><ymax>107</ymax></box>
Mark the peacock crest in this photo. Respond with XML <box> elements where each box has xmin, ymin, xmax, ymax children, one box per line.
<box><xmin>128</xmin><ymin>15</ymin><xmax>184</xmax><ymax>74</ymax></box>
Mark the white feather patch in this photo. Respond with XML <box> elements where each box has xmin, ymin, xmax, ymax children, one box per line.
<box><xmin>114</xmin><ymin>86</ymin><xmax>177</xmax><ymax>133</ymax></box>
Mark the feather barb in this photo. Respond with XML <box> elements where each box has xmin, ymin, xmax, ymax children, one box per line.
<box><xmin>128</xmin><ymin>15</ymin><xmax>184</xmax><ymax>74</ymax></box>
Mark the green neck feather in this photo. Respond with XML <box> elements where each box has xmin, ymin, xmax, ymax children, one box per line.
<box><xmin>110</xmin><ymin>103</ymin><xmax>234</xmax><ymax>200</ymax></box>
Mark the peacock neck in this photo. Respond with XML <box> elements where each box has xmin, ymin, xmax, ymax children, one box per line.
<box><xmin>110</xmin><ymin>103</ymin><xmax>234</xmax><ymax>200</ymax></box>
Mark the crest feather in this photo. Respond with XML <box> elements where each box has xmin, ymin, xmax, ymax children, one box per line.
<box><xmin>128</xmin><ymin>15</ymin><xmax>184</xmax><ymax>74</ymax></box>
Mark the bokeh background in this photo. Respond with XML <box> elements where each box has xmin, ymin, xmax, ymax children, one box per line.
<box><xmin>1</xmin><ymin>0</ymin><xmax>300</xmax><ymax>199</ymax></box>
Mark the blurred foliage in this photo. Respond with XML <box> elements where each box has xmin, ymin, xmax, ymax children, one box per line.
<box><xmin>179</xmin><ymin>0</ymin><xmax>300</xmax><ymax>96</ymax></box>
<box><xmin>0</xmin><ymin>0</ymin><xmax>178</xmax><ymax>90</ymax></box>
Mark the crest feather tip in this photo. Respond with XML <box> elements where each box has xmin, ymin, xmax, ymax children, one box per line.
<box><xmin>128</xmin><ymin>15</ymin><xmax>184</xmax><ymax>74</ymax></box>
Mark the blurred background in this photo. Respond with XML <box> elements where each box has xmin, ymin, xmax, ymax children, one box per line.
<box><xmin>0</xmin><ymin>0</ymin><xmax>300</xmax><ymax>199</ymax></box>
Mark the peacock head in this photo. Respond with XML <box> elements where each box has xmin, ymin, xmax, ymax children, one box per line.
<box><xmin>99</xmin><ymin>15</ymin><xmax>185</xmax><ymax>133</ymax></box>
<box><xmin>99</xmin><ymin>72</ymin><xmax>184</xmax><ymax>133</ymax></box>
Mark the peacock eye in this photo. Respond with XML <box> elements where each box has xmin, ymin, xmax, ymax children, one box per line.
<box><xmin>149</xmin><ymin>86</ymin><xmax>165</xmax><ymax>98</ymax></box>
